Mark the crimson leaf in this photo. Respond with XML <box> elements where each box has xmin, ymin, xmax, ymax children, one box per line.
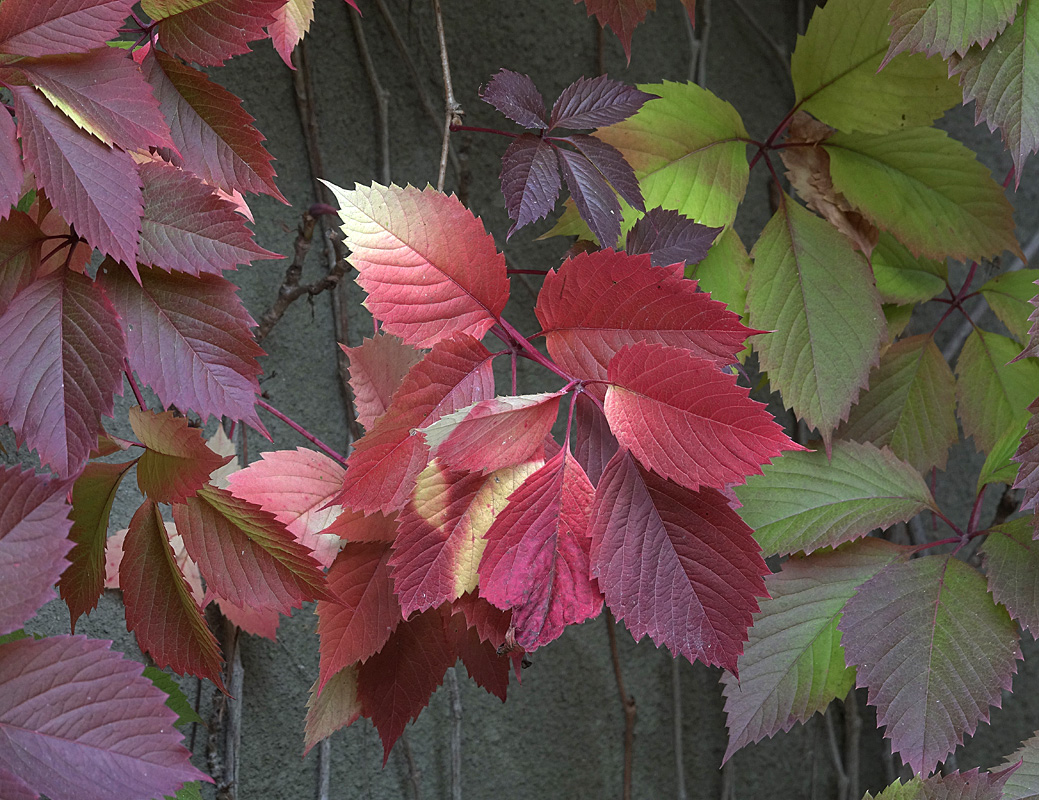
<box><xmin>573</xmin><ymin>0</ymin><xmax>656</xmax><ymax>60</ymax></box>
<box><xmin>0</xmin><ymin>0</ymin><xmax>136</xmax><ymax>57</ymax></box>
<box><xmin>480</xmin><ymin>69</ymin><xmax>548</xmax><ymax>130</ymax></box>
<box><xmin>144</xmin><ymin>0</ymin><xmax>285</xmax><ymax>67</ymax></box>
<box><xmin>447</xmin><ymin>611</ymin><xmax>512</xmax><ymax>700</ymax></box>
<box><xmin>550</xmin><ymin>75</ymin><xmax>657</xmax><ymax>129</ymax></box>
<box><xmin>500</xmin><ymin>133</ymin><xmax>561</xmax><ymax>237</ymax></box>
<box><xmin>557</xmin><ymin>146</ymin><xmax>622</xmax><ymax>249</ymax></box>
<box><xmin>625</xmin><ymin>207</ymin><xmax>722</xmax><ymax>268</ymax></box>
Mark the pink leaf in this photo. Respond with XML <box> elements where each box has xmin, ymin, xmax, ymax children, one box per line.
<box><xmin>226</xmin><ymin>448</ymin><xmax>345</xmax><ymax>569</ymax></box>
<box><xmin>480</xmin><ymin>69</ymin><xmax>548</xmax><ymax>130</ymax></box>
<box><xmin>142</xmin><ymin>49</ymin><xmax>285</xmax><ymax>201</ymax></box>
<box><xmin>0</xmin><ymin>466</ymin><xmax>73</xmax><ymax>635</ymax></box>
<box><xmin>551</xmin><ymin>75</ymin><xmax>657</xmax><ymax>129</ymax></box>
<box><xmin>0</xmin><ymin>635</ymin><xmax>207</xmax><ymax>800</ymax></box>
<box><xmin>317</xmin><ymin>542</ymin><xmax>401</xmax><ymax>692</ymax></box>
<box><xmin>451</xmin><ymin>590</ymin><xmax>516</xmax><ymax>652</ymax></box>
<box><xmin>325</xmin><ymin>182</ymin><xmax>510</xmax><ymax>347</ymax></box>
<box><xmin>214</xmin><ymin>595</ymin><xmax>280</xmax><ymax>640</ymax></box>
<box><xmin>0</xmin><ymin>0</ymin><xmax>136</xmax><ymax>57</ymax></box>
<box><xmin>0</xmin><ymin>270</ymin><xmax>125</xmax><ymax>478</ymax></box>
<box><xmin>0</xmin><ymin>110</ymin><xmax>23</xmax><ymax>216</ymax></box>
<box><xmin>588</xmin><ymin>449</ymin><xmax>768</xmax><ymax>672</ymax></box>
<box><xmin>342</xmin><ymin>333</ymin><xmax>423</xmax><ymax>431</ymax></box>
<box><xmin>323</xmin><ymin>507</ymin><xmax>399</xmax><ymax>543</ymax></box>
<box><xmin>101</xmin><ymin>264</ymin><xmax>266</xmax><ymax>431</ymax></box>
<box><xmin>500</xmin><ymin>133</ymin><xmax>561</xmax><ymax>237</ymax></box>
<box><xmin>605</xmin><ymin>342</ymin><xmax>798</xmax><ymax>491</ymax></box>
<box><xmin>147</xmin><ymin>0</ymin><xmax>285</xmax><ymax>67</ymax></box>
<box><xmin>480</xmin><ymin>450</ymin><xmax>602</xmax><ymax>650</ymax></box>
<box><xmin>626</xmin><ymin>207</ymin><xmax>722</xmax><ymax>268</ymax></box>
<box><xmin>13</xmin><ymin>85</ymin><xmax>142</xmax><ymax>267</ymax></box>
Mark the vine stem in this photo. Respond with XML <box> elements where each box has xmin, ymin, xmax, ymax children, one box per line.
<box><xmin>494</xmin><ymin>317</ymin><xmax>574</xmax><ymax>382</ymax></box>
<box><xmin>605</xmin><ymin>609</ymin><xmax>636</xmax><ymax>800</ymax></box>
<box><xmin>124</xmin><ymin>361</ymin><xmax>146</xmax><ymax>408</ymax></box>
<box><xmin>450</xmin><ymin>124</ymin><xmax>518</xmax><ymax>138</ymax></box>
<box><xmin>255</xmin><ymin>399</ymin><xmax>349</xmax><ymax>467</ymax></box>
<box><xmin>432</xmin><ymin>0</ymin><xmax>460</xmax><ymax>192</ymax></box>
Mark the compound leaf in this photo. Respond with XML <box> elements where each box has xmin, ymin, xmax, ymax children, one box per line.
<box><xmin>551</xmin><ymin>75</ymin><xmax>656</xmax><ymax>129</ymax></box>
<box><xmin>557</xmin><ymin>147</ymin><xmax>622</xmax><ymax>250</ymax></box>
<box><xmin>480</xmin><ymin>69</ymin><xmax>548</xmax><ymax>130</ymax></box>
<box><xmin>626</xmin><ymin>207</ymin><xmax>722</xmax><ymax>269</ymax></box>
<box><xmin>500</xmin><ymin>133</ymin><xmax>561</xmax><ymax>237</ymax></box>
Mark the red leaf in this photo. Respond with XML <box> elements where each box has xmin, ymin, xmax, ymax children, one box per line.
<box><xmin>0</xmin><ymin>110</ymin><xmax>23</xmax><ymax>216</ymax></box>
<box><xmin>0</xmin><ymin>0</ymin><xmax>136</xmax><ymax>57</ymax></box>
<box><xmin>138</xmin><ymin>159</ymin><xmax>280</xmax><ymax>275</ymax></box>
<box><xmin>0</xmin><ymin>635</ymin><xmax>207</xmax><ymax>800</ymax></box>
<box><xmin>172</xmin><ymin>485</ymin><xmax>330</xmax><ymax>614</ymax></box>
<box><xmin>17</xmin><ymin>48</ymin><xmax>174</xmax><ymax>150</ymax></box>
<box><xmin>500</xmin><ymin>133</ymin><xmax>561</xmax><ymax>237</ymax></box>
<box><xmin>451</xmin><ymin>590</ymin><xmax>516</xmax><ymax>652</ymax></box>
<box><xmin>0</xmin><ymin>466</ymin><xmax>73</xmax><ymax>635</ymax></box>
<box><xmin>551</xmin><ymin>75</ymin><xmax>657</xmax><ymax>129</ymax></box>
<box><xmin>0</xmin><ymin>270</ymin><xmax>125</xmax><ymax>478</ymax></box>
<box><xmin>130</xmin><ymin>406</ymin><xmax>232</xmax><ymax>504</ymax></box>
<box><xmin>588</xmin><ymin>449</ymin><xmax>768</xmax><ymax>671</ymax></box>
<box><xmin>561</xmin><ymin>133</ymin><xmax>644</xmax><ymax>212</ymax></box>
<box><xmin>571</xmin><ymin>392</ymin><xmax>619</xmax><ymax>486</ymax></box>
<box><xmin>558</xmin><ymin>146</ymin><xmax>622</xmax><ymax>249</ymax></box>
<box><xmin>317</xmin><ymin>542</ymin><xmax>401</xmax><ymax>692</ymax></box>
<box><xmin>419</xmin><ymin>391</ymin><xmax>563</xmax><ymax>474</ymax></box>
<box><xmin>214</xmin><ymin>595</ymin><xmax>281</xmax><ymax>639</ymax></box>
<box><xmin>479</xmin><ymin>69</ymin><xmax>548</xmax><ymax>130</ymax></box>
<box><xmin>101</xmin><ymin>264</ymin><xmax>266</xmax><ymax>431</ymax></box>
<box><xmin>573</xmin><ymin>0</ymin><xmax>655</xmax><ymax>60</ymax></box>
<box><xmin>626</xmin><ymin>207</ymin><xmax>722</xmax><ymax>268</ymax></box>
<box><xmin>536</xmin><ymin>249</ymin><xmax>754</xmax><ymax>388</ymax></box>
<box><xmin>13</xmin><ymin>85</ymin><xmax>142</xmax><ymax>267</ymax></box>
<box><xmin>342</xmin><ymin>333</ymin><xmax>423</xmax><ymax>431</ymax></box>
<box><xmin>357</xmin><ymin>608</ymin><xmax>456</xmax><ymax>761</ymax></box>
<box><xmin>142</xmin><ymin>49</ymin><xmax>285</xmax><ymax>201</ymax></box>
<box><xmin>0</xmin><ymin>212</ymin><xmax>46</xmax><ymax>315</ymax></box>
<box><xmin>327</xmin><ymin>182</ymin><xmax>510</xmax><ymax>348</ymax></box>
<box><xmin>336</xmin><ymin>333</ymin><xmax>496</xmax><ymax>514</ymax></box>
<box><xmin>60</xmin><ymin>460</ymin><xmax>135</xmax><ymax>630</ymax></box>
<box><xmin>446</xmin><ymin>610</ymin><xmax>511</xmax><ymax>700</ymax></box>
<box><xmin>225</xmin><ymin>447</ymin><xmax>345</xmax><ymax>569</ymax></box>
<box><xmin>323</xmin><ymin>507</ymin><xmax>399</xmax><ymax>543</ymax></box>
<box><xmin>120</xmin><ymin>500</ymin><xmax>225</xmax><ymax>688</ymax></box>
<box><xmin>146</xmin><ymin>0</ymin><xmax>284</xmax><ymax>67</ymax></box>
<box><xmin>605</xmin><ymin>342</ymin><xmax>798</xmax><ymax>491</ymax></box>
<box><xmin>480</xmin><ymin>450</ymin><xmax>602</xmax><ymax>650</ymax></box>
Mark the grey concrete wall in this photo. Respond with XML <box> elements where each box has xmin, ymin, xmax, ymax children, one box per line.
<box><xmin>14</xmin><ymin>0</ymin><xmax>1039</xmax><ymax>798</ymax></box>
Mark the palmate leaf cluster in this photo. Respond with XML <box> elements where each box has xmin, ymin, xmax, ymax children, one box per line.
<box><xmin>1</xmin><ymin>0</ymin><xmax>1039</xmax><ymax>798</ymax></box>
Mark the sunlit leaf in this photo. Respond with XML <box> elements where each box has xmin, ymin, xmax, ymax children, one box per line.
<box><xmin>884</xmin><ymin>0</ymin><xmax>1020</xmax><ymax>62</ymax></box>
<box><xmin>342</xmin><ymin>333</ymin><xmax>423</xmax><ymax>431</ymax></box>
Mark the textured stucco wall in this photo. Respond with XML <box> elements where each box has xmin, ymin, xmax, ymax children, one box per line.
<box><xmin>15</xmin><ymin>0</ymin><xmax>1039</xmax><ymax>797</ymax></box>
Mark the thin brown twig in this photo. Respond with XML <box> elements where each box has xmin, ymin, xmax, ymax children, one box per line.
<box><xmin>605</xmin><ymin>609</ymin><xmax>636</xmax><ymax>800</ymax></box>
<box><xmin>824</xmin><ymin>705</ymin><xmax>849</xmax><ymax>800</ymax></box>
<box><xmin>431</xmin><ymin>0</ymin><xmax>461</xmax><ymax>192</ymax></box>
<box><xmin>696</xmin><ymin>0</ymin><xmax>711</xmax><ymax>85</ymax></box>
<box><xmin>290</xmin><ymin>43</ymin><xmax>333</xmax><ymax>207</ymax></box>
<box><xmin>401</xmin><ymin>730</ymin><xmax>422</xmax><ymax>800</ymax></box>
<box><xmin>318</xmin><ymin>739</ymin><xmax>331</xmax><ymax>800</ymax></box>
<box><xmin>731</xmin><ymin>0</ymin><xmax>790</xmax><ymax>77</ymax></box>
<box><xmin>348</xmin><ymin>5</ymin><xmax>391</xmax><ymax>184</ymax></box>
<box><xmin>446</xmin><ymin>666</ymin><xmax>463</xmax><ymax>800</ymax></box>
<box><xmin>844</xmin><ymin>689</ymin><xmax>861</xmax><ymax>800</ymax></box>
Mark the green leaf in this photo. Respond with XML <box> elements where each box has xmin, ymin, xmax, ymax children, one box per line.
<box><xmin>956</xmin><ymin>329</ymin><xmax>1039</xmax><ymax>453</ymax></box>
<box><xmin>871</xmin><ymin>231</ymin><xmax>948</xmax><ymax>304</ymax></box>
<box><xmin>748</xmin><ymin>195</ymin><xmax>884</xmax><ymax>445</ymax></box>
<box><xmin>979</xmin><ymin>417</ymin><xmax>1028</xmax><ymax>491</ymax></box>
<box><xmin>884</xmin><ymin>304</ymin><xmax>915</xmax><ymax>341</ymax></box>
<box><xmin>866</xmin><ymin>770</ymin><xmax>1010</xmax><ymax>799</ymax></box>
<box><xmin>885</xmin><ymin>0</ymin><xmax>1021</xmax><ymax>62</ymax></box>
<box><xmin>824</xmin><ymin>126</ymin><xmax>1020</xmax><ymax>262</ymax></box>
<box><xmin>999</xmin><ymin>732</ymin><xmax>1039</xmax><ymax>800</ymax></box>
<box><xmin>838</xmin><ymin>335</ymin><xmax>959</xmax><ymax>472</ymax></box>
<box><xmin>736</xmin><ymin>441</ymin><xmax>937</xmax><ymax>557</ymax></box>
<box><xmin>864</xmin><ymin>778</ymin><xmax>925</xmax><ymax>799</ymax></box>
<box><xmin>687</xmin><ymin>227</ymin><xmax>752</xmax><ymax>321</ymax></box>
<box><xmin>791</xmin><ymin>0</ymin><xmax>961</xmax><ymax>133</ymax></box>
<box><xmin>980</xmin><ymin>515</ymin><xmax>1039</xmax><ymax>634</ymax></box>
<box><xmin>980</xmin><ymin>269</ymin><xmax>1039</xmax><ymax>343</ymax></box>
<box><xmin>721</xmin><ymin>539</ymin><xmax>904</xmax><ymax>762</ymax></box>
<box><xmin>166</xmin><ymin>781</ymin><xmax>203</xmax><ymax>800</ymax></box>
<box><xmin>143</xmin><ymin>665</ymin><xmax>204</xmax><ymax>727</ymax></box>
<box><xmin>0</xmin><ymin>629</ymin><xmax>29</xmax><ymax>646</ymax></box>
<box><xmin>952</xmin><ymin>0</ymin><xmax>1039</xmax><ymax>181</ymax></box>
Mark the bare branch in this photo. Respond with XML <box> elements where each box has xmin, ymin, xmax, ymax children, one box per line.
<box><xmin>431</xmin><ymin>0</ymin><xmax>461</xmax><ymax>192</ymax></box>
<box><xmin>446</xmin><ymin>666</ymin><xmax>463</xmax><ymax>800</ymax></box>
<box><xmin>348</xmin><ymin>5</ymin><xmax>391</xmax><ymax>184</ymax></box>
<box><xmin>605</xmin><ymin>609</ymin><xmax>637</xmax><ymax>800</ymax></box>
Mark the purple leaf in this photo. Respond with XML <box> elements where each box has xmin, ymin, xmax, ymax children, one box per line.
<box><xmin>500</xmin><ymin>133</ymin><xmax>561</xmax><ymax>237</ymax></box>
<box><xmin>0</xmin><ymin>635</ymin><xmax>207</xmax><ymax>800</ymax></box>
<box><xmin>0</xmin><ymin>466</ymin><xmax>74</xmax><ymax>635</ymax></box>
<box><xmin>480</xmin><ymin>69</ymin><xmax>549</xmax><ymax>130</ymax></box>
<box><xmin>558</xmin><ymin>147</ymin><xmax>621</xmax><ymax>248</ymax></box>
<box><xmin>0</xmin><ymin>212</ymin><xmax>46</xmax><ymax>316</ymax></box>
<box><xmin>0</xmin><ymin>109</ymin><xmax>23</xmax><ymax>218</ymax></box>
<box><xmin>626</xmin><ymin>207</ymin><xmax>722</xmax><ymax>268</ymax></box>
<box><xmin>0</xmin><ymin>0</ymin><xmax>136</xmax><ymax>57</ymax></box>
<box><xmin>571</xmin><ymin>392</ymin><xmax>619</xmax><ymax>486</ymax></box>
<box><xmin>560</xmin><ymin>133</ymin><xmax>644</xmax><ymax>212</ymax></box>
<box><xmin>550</xmin><ymin>75</ymin><xmax>656</xmax><ymax>129</ymax></box>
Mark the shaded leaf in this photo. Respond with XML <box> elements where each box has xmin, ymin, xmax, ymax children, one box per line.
<box><xmin>573</xmin><ymin>0</ymin><xmax>655</xmax><ymax>60</ymax></box>
<box><xmin>557</xmin><ymin>147</ymin><xmax>622</xmax><ymax>251</ymax></box>
<box><xmin>500</xmin><ymin>134</ymin><xmax>561</xmax><ymax>237</ymax></box>
<box><xmin>562</xmin><ymin>133</ymin><xmax>644</xmax><ymax>212</ymax></box>
<box><xmin>0</xmin><ymin>110</ymin><xmax>23</xmax><ymax>215</ymax></box>
<box><xmin>323</xmin><ymin>508</ymin><xmax>398</xmax><ymax>543</ymax></box>
<box><xmin>980</xmin><ymin>269</ymin><xmax>1039</xmax><ymax>343</ymax></box>
<box><xmin>144</xmin><ymin>0</ymin><xmax>284</xmax><ymax>67</ymax></box>
<box><xmin>1014</xmin><ymin>397</ymin><xmax>1039</xmax><ymax>512</ymax></box>
<box><xmin>550</xmin><ymin>75</ymin><xmax>656</xmax><ymax>129</ymax></box>
<box><xmin>999</xmin><ymin>732</ymin><xmax>1039</xmax><ymax>800</ymax></box>
<box><xmin>722</xmin><ymin>539</ymin><xmax>904</xmax><ymax>762</ymax></box>
<box><xmin>0</xmin><ymin>212</ymin><xmax>46</xmax><ymax>316</ymax></box>
<box><xmin>479</xmin><ymin>69</ymin><xmax>548</xmax><ymax>130</ymax></box>
<box><xmin>588</xmin><ymin>449</ymin><xmax>768</xmax><ymax>672</ymax></box>
<box><xmin>626</xmin><ymin>207</ymin><xmax>721</xmax><ymax>268</ymax></box>
<box><xmin>839</xmin><ymin>554</ymin><xmax>1020</xmax><ymax>775</ymax></box>
<box><xmin>0</xmin><ymin>0</ymin><xmax>136</xmax><ymax>57</ymax></box>
<box><xmin>871</xmin><ymin>231</ymin><xmax>948</xmax><ymax>305</ymax></box>
<box><xmin>686</xmin><ymin>227</ymin><xmax>753</xmax><ymax>322</ymax></box>
<box><xmin>978</xmin><ymin>418</ymin><xmax>1027</xmax><ymax>491</ymax></box>
<box><xmin>325</xmin><ymin>181</ymin><xmax>510</xmax><ymax>348</ymax></box>
<box><xmin>747</xmin><ymin>195</ymin><xmax>884</xmax><ymax>446</ymax></box>
<box><xmin>980</xmin><ymin>515</ymin><xmax>1039</xmax><ymax>635</ymax></box>
<box><xmin>342</xmin><ymin>333</ymin><xmax>423</xmax><ymax>431</ymax></box>
<box><xmin>865</xmin><ymin>769</ymin><xmax>1011</xmax><ymax>799</ymax></box>
<box><xmin>571</xmin><ymin>391</ymin><xmax>619</xmax><ymax>486</ymax></box>
<box><xmin>143</xmin><ymin>665</ymin><xmax>204</xmax><ymax>727</ymax></box>
<box><xmin>304</xmin><ymin>665</ymin><xmax>360</xmax><ymax>756</ymax></box>
<box><xmin>885</xmin><ymin>0</ymin><xmax>1021</xmax><ymax>62</ymax></box>
<box><xmin>447</xmin><ymin>611</ymin><xmax>511</xmax><ymax>700</ymax></box>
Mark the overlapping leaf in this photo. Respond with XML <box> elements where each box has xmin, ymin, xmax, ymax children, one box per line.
<box><xmin>839</xmin><ymin>555</ymin><xmax>1021</xmax><ymax>774</ymax></box>
<box><xmin>447</xmin><ymin>611</ymin><xmax>512</xmax><ymax>700</ymax></box>
<box><xmin>588</xmin><ymin>449</ymin><xmax>768</xmax><ymax>672</ymax></box>
<box><xmin>747</xmin><ymin>195</ymin><xmax>884</xmax><ymax>445</ymax></box>
<box><xmin>686</xmin><ymin>227</ymin><xmax>753</xmax><ymax>321</ymax></box>
<box><xmin>143</xmin><ymin>0</ymin><xmax>284</xmax><ymax>67</ymax></box>
<box><xmin>722</xmin><ymin>539</ymin><xmax>904</xmax><ymax>761</ymax></box>
<box><xmin>1013</xmin><ymin>398</ymin><xmax>1039</xmax><ymax>513</ymax></box>
<box><xmin>480</xmin><ymin>69</ymin><xmax>548</xmax><ymax>130</ymax></box>
<box><xmin>980</xmin><ymin>269</ymin><xmax>1039</xmax><ymax>343</ymax></box>
<box><xmin>304</xmin><ymin>665</ymin><xmax>360</xmax><ymax>755</ymax></box>
<box><xmin>499</xmin><ymin>133</ymin><xmax>561</xmax><ymax>235</ymax></box>
<box><xmin>871</xmin><ymin>231</ymin><xmax>948</xmax><ymax>305</ymax></box>
<box><xmin>0</xmin><ymin>110</ymin><xmax>22</xmax><ymax>216</ymax></box>
<box><xmin>0</xmin><ymin>270</ymin><xmax>125</xmax><ymax>477</ymax></box>
<box><xmin>998</xmin><ymin>732</ymin><xmax>1039</xmax><ymax>800</ymax></box>
<box><xmin>0</xmin><ymin>0</ymin><xmax>137</xmax><ymax>57</ymax></box>
<box><xmin>866</xmin><ymin>770</ymin><xmax>1011</xmax><ymax>800</ymax></box>
<box><xmin>571</xmin><ymin>392</ymin><xmax>619</xmax><ymax>486</ymax></box>
<box><xmin>131</xmin><ymin>407</ymin><xmax>231</xmax><ymax>505</ymax></box>
<box><xmin>0</xmin><ymin>213</ymin><xmax>46</xmax><ymax>315</ymax></box>
<box><xmin>791</xmin><ymin>0</ymin><xmax>961</xmax><ymax>133</ymax></box>
<box><xmin>736</xmin><ymin>441</ymin><xmax>937</xmax><ymax>557</ymax></box>
<box><xmin>342</xmin><ymin>333</ymin><xmax>423</xmax><ymax>431</ymax></box>
<box><xmin>885</xmin><ymin>0</ymin><xmax>1020</xmax><ymax>62</ymax></box>
<box><xmin>556</xmin><ymin>147</ymin><xmax>624</xmax><ymax>254</ymax></box>
<box><xmin>980</xmin><ymin>515</ymin><xmax>1039</xmax><ymax>635</ymax></box>
<box><xmin>101</xmin><ymin>264</ymin><xmax>266</xmax><ymax>431</ymax></box>
<box><xmin>572</xmin><ymin>0</ymin><xmax>695</xmax><ymax>60</ymax></box>
<box><xmin>550</xmin><ymin>74</ymin><xmax>657</xmax><ymax>129</ymax></box>
<box><xmin>626</xmin><ymin>207</ymin><xmax>721</xmax><ymax>269</ymax></box>
<box><xmin>0</xmin><ymin>635</ymin><xmax>206</xmax><ymax>800</ymax></box>
<box><xmin>838</xmin><ymin>335</ymin><xmax>958</xmax><ymax>472</ymax></box>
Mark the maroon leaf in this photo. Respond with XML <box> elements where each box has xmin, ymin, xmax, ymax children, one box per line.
<box><xmin>480</xmin><ymin>69</ymin><xmax>548</xmax><ymax>130</ymax></box>
<box><xmin>101</xmin><ymin>264</ymin><xmax>266</xmax><ymax>431</ymax></box>
<box><xmin>0</xmin><ymin>109</ymin><xmax>23</xmax><ymax>216</ymax></box>
<box><xmin>0</xmin><ymin>212</ymin><xmax>46</xmax><ymax>315</ymax></box>
<box><xmin>446</xmin><ymin>610</ymin><xmax>511</xmax><ymax>700</ymax></box>
<box><xmin>0</xmin><ymin>0</ymin><xmax>136</xmax><ymax>57</ymax></box>
<box><xmin>558</xmin><ymin>146</ymin><xmax>622</xmax><ymax>248</ymax></box>
<box><xmin>357</xmin><ymin>608</ymin><xmax>457</xmax><ymax>761</ymax></box>
<box><xmin>138</xmin><ymin>159</ymin><xmax>280</xmax><ymax>275</ymax></box>
<box><xmin>120</xmin><ymin>500</ymin><xmax>225</xmax><ymax>688</ymax></box>
<box><xmin>0</xmin><ymin>466</ymin><xmax>73</xmax><ymax>635</ymax></box>
<box><xmin>0</xmin><ymin>270</ymin><xmax>125</xmax><ymax>478</ymax></box>
<box><xmin>342</xmin><ymin>333</ymin><xmax>424</xmax><ymax>431</ymax></box>
<box><xmin>60</xmin><ymin>460</ymin><xmax>135</xmax><ymax>631</ymax></box>
<box><xmin>480</xmin><ymin>450</ymin><xmax>602</xmax><ymax>650</ymax></box>
<box><xmin>500</xmin><ymin>133</ymin><xmax>561</xmax><ymax>237</ymax></box>
<box><xmin>605</xmin><ymin>342</ymin><xmax>797</xmax><ymax>491</ymax></box>
<box><xmin>13</xmin><ymin>85</ymin><xmax>142</xmax><ymax>267</ymax></box>
<box><xmin>17</xmin><ymin>48</ymin><xmax>174</xmax><ymax>150</ymax></box>
<box><xmin>317</xmin><ymin>542</ymin><xmax>401</xmax><ymax>692</ymax></box>
<box><xmin>588</xmin><ymin>449</ymin><xmax>768</xmax><ymax>672</ymax></box>
<box><xmin>573</xmin><ymin>0</ymin><xmax>655</xmax><ymax>60</ymax></box>
<box><xmin>147</xmin><ymin>0</ymin><xmax>285</xmax><ymax>67</ymax></box>
<box><xmin>571</xmin><ymin>392</ymin><xmax>619</xmax><ymax>486</ymax></box>
<box><xmin>551</xmin><ymin>75</ymin><xmax>656</xmax><ymax>129</ymax></box>
<box><xmin>452</xmin><ymin>590</ymin><xmax>515</xmax><ymax>652</ymax></box>
<box><xmin>142</xmin><ymin>49</ymin><xmax>285</xmax><ymax>201</ymax></box>
<box><xmin>626</xmin><ymin>207</ymin><xmax>722</xmax><ymax>268</ymax></box>
<box><xmin>561</xmin><ymin>133</ymin><xmax>644</xmax><ymax>212</ymax></box>
<box><xmin>0</xmin><ymin>634</ymin><xmax>207</xmax><ymax>800</ymax></box>
<box><xmin>0</xmin><ymin>769</ymin><xmax>35</xmax><ymax>800</ymax></box>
